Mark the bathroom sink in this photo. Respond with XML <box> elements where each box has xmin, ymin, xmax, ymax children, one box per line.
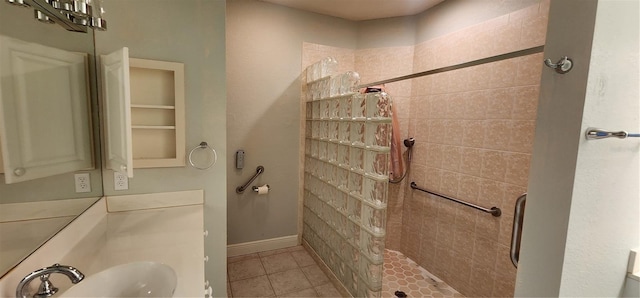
<box><xmin>60</xmin><ymin>262</ymin><xmax>177</xmax><ymax>297</ymax></box>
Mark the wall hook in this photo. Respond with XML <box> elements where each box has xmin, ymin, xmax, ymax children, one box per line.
<box><xmin>544</xmin><ymin>56</ymin><xmax>573</xmax><ymax>74</ymax></box>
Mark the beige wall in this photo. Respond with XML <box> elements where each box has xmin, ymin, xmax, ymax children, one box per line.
<box><xmin>226</xmin><ymin>0</ymin><xmax>358</xmax><ymax>245</ymax></box>
<box><xmin>94</xmin><ymin>0</ymin><xmax>228</xmax><ymax>293</ymax></box>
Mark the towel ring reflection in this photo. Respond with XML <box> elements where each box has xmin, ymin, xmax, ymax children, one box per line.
<box><xmin>188</xmin><ymin>142</ymin><xmax>217</xmax><ymax>170</ymax></box>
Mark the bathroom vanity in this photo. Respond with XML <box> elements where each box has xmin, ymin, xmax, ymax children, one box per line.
<box><xmin>0</xmin><ymin>190</ymin><xmax>205</xmax><ymax>297</ymax></box>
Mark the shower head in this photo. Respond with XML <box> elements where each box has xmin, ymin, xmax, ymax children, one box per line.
<box><xmin>403</xmin><ymin>138</ymin><xmax>415</xmax><ymax>148</ymax></box>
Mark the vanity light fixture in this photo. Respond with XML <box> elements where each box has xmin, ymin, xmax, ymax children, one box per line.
<box><xmin>5</xmin><ymin>0</ymin><xmax>106</xmax><ymax>32</ymax></box>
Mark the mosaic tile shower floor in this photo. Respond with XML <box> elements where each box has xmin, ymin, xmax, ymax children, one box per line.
<box><xmin>383</xmin><ymin>249</ymin><xmax>463</xmax><ymax>298</ymax></box>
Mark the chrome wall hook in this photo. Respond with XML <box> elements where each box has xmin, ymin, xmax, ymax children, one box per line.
<box><xmin>585</xmin><ymin>127</ymin><xmax>640</xmax><ymax>140</ymax></box>
<box><xmin>544</xmin><ymin>56</ymin><xmax>573</xmax><ymax>74</ymax></box>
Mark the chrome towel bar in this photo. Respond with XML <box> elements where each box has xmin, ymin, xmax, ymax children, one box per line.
<box><xmin>236</xmin><ymin>166</ymin><xmax>265</xmax><ymax>193</ymax></box>
<box><xmin>585</xmin><ymin>127</ymin><xmax>640</xmax><ymax>140</ymax></box>
<box><xmin>410</xmin><ymin>182</ymin><xmax>501</xmax><ymax>217</ymax></box>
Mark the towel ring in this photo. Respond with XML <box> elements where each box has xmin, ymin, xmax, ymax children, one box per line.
<box><xmin>188</xmin><ymin>142</ymin><xmax>217</xmax><ymax>170</ymax></box>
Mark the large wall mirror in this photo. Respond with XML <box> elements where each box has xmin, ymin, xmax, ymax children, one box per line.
<box><xmin>0</xmin><ymin>1</ymin><xmax>103</xmax><ymax>277</ymax></box>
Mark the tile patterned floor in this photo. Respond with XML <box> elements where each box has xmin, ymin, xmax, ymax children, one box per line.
<box><xmin>382</xmin><ymin>250</ymin><xmax>463</xmax><ymax>298</ymax></box>
<box><xmin>228</xmin><ymin>247</ymin><xmax>462</xmax><ymax>298</ymax></box>
<box><xmin>227</xmin><ymin>246</ymin><xmax>342</xmax><ymax>297</ymax></box>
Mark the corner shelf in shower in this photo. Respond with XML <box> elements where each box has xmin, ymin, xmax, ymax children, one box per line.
<box><xmin>129</xmin><ymin>58</ymin><xmax>185</xmax><ymax>169</ymax></box>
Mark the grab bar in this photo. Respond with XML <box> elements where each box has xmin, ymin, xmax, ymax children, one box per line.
<box><xmin>510</xmin><ymin>193</ymin><xmax>527</xmax><ymax>268</ymax></box>
<box><xmin>236</xmin><ymin>166</ymin><xmax>265</xmax><ymax>193</ymax></box>
<box><xmin>410</xmin><ymin>182</ymin><xmax>501</xmax><ymax>217</ymax></box>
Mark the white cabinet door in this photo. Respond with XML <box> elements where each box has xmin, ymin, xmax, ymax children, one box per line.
<box><xmin>101</xmin><ymin>47</ymin><xmax>133</xmax><ymax>178</ymax></box>
<box><xmin>0</xmin><ymin>36</ymin><xmax>93</xmax><ymax>184</ymax></box>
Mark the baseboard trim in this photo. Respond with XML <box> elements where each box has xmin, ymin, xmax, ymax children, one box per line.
<box><xmin>227</xmin><ymin>235</ymin><xmax>299</xmax><ymax>257</ymax></box>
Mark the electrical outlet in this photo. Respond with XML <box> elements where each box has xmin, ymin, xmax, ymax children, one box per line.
<box><xmin>114</xmin><ymin>172</ymin><xmax>129</xmax><ymax>190</ymax></box>
<box><xmin>74</xmin><ymin>173</ymin><xmax>91</xmax><ymax>193</ymax></box>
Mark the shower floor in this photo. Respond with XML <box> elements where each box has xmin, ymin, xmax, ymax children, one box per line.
<box><xmin>383</xmin><ymin>249</ymin><xmax>463</xmax><ymax>298</ymax></box>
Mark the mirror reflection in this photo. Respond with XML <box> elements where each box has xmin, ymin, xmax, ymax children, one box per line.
<box><xmin>0</xmin><ymin>1</ymin><xmax>103</xmax><ymax>277</ymax></box>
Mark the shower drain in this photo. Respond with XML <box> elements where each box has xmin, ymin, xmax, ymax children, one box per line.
<box><xmin>394</xmin><ymin>290</ymin><xmax>408</xmax><ymax>297</ymax></box>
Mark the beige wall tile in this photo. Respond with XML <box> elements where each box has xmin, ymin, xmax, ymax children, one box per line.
<box><xmin>485</xmin><ymin>88</ymin><xmax>515</xmax><ymax>119</ymax></box>
<box><xmin>484</xmin><ymin>120</ymin><xmax>512</xmax><ymax>150</ymax></box>
<box><xmin>469</xmin><ymin>263</ymin><xmax>496</xmax><ymax>297</ymax></box>
<box><xmin>460</xmin><ymin>147</ymin><xmax>484</xmax><ymax>177</ymax></box>
<box><xmin>441</xmin><ymin>171</ymin><xmax>461</xmax><ymax>197</ymax></box>
<box><xmin>481</xmin><ymin>150</ymin><xmax>508</xmax><ymax>181</ymax></box>
<box><xmin>441</xmin><ymin>145</ymin><xmax>463</xmax><ymax>172</ymax></box>
<box><xmin>508</xmin><ymin>120</ymin><xmax>536</xmax><ymax>153</ymax></box>
<box><xmin>514</xmin><ymin>53</ymin><xmax>543</xmax><ymax>86</ymax></box>
<box><xmin>512</xmin><ymin>85</ymin><xmax>540</xmax><ymax>120</ymax></box>
<box><xmin>462</xmin><ymin>120</ymin><xmax>486</xmax><ymax>148</ymax></box>
<box><xmin>457</xmin><ymin>174</ymin><xmax>482</xmax><ymax>203</ymax></box>
<box><xmin>424</xmin><ymin>167</ymin><xmax>443</xmax><ymax>193</ymax></box>
<box><xmin>504</xmin><ymin>152</ymin><xmax>532</xmax><ymax>187</ymax></box>
<box><xmin>463</xmin><ymin>90</ymin><xmax>489</xmax><ymax>119</ymax></box>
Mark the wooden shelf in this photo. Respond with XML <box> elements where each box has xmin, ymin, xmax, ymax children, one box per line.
<box><xmin>129</xmin><ymin>58</ymin><xmax>185</xmax><ymax>169</ymax></box>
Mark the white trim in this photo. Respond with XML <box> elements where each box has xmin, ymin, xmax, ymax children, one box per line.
<box><xmin>106</xmin><ymin>189</ymin><xmax>203</xmax><ymax>212</ymax></box>
<box><xmin>227</xmin><ymin>235</ymin><xmax>299</xmax><ymax>257</ymax></box>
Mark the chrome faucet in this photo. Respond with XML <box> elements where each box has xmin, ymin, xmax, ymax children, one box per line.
<box><xmin>16</xmin><ymin>264</ymin><xmax>84</xmax><ymax>298</ymax></box>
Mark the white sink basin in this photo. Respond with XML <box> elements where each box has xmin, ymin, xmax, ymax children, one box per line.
<box><xmin>60</xmin><ymin>262</ymin><xmax>177</xmax><ymax>297</ymax></box>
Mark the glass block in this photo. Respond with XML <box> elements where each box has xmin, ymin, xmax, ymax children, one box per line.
<box><xmin>327</xmin><ymin>142</ymin><xmax>338</xmax><ymax>164</ymax></box>
<box><xmin>347</xmin><ymin>195</ymin><xmax>362</xmax><ymax>221</ymax></box>
<box><xmin>365</xmin><ymin>122</ymin><xmax>391</xmax><ymax>149</ymax></box>
<box><xmin>318</xmin><ymin>141</ymin><xmax>328</xmax><ymax>161</ymax></box>
<box><xmin>348</xmin><ymin>173</ymin><xmax>363</xmax><ymax>198</ymax></box>
<box><xmin>329</xmin><ymin>98</ymin><xmax>339</xmax><ymax>119</ymax></box>
<box><xmin>362</xmin><ymin>205</ymin><xmax>386</xmax><ymax>235</ymax></box>
<box><xmin>358</xmin><ymin>280</ymin><xmax>382</xmax><ymax>298</ymax></box>
<box><xmin>341</xmin><ymin>71</ymin><xmax>360</xmax><ymax>95</ymax></box>
<box><xmin>318</xmin><ymin>121</ymin><xmax>328</xmax><ymax>140</ymax></box>
<box><xmin>364</xmin><ymin>151</ymin><xmax>389</xmax><ymax>178</ymax></box>
<box><xmin>335</xmin><ymin>168</ymin><xmax>349</xmax><ymax>190</ymax></box>
<box><xmin>305</xmin><ymin>141</ymin><xmax>311</xmax><ymax>156</ymax></box>
<box><xmin>337</xmin><ymin>145</ymin><xmax>350</xmax><ymax>168</ymax></box>
<box><xmin>320</xmin><ymin>78</ymin><xmax>330</xmax><ymax>99</ymax></box>
<box><xmin>363</xmin><ymin>177</ymin><xmax>388</xmax><ymax>207</ymax></box>
<box><xmin>350</xmin><ymin>122</ymin><xmax>365</xmax><ymax>147</ymax></box>
<box><xmin>320</xmin><ymin>99</ymin><xmax>329</xmax><ymax>119</ymax></box>
<box><xmin>338</xmin><ymin>121</ymin><xmax>350</xmax><ymax>143</ymax></box>
<box><xmin>312</xmin><ymin>121</ymin><xmax>320</xmax><ymax>139</ymax></box>
<box><xmin>330</xmin><ymin>75</ymin><xmax>341</xmax><ymax>98</ymax></box>
<box><xmin>306</xmin><ymin>102</ymin><xmax>313</xmax><ymax>119</ymax></box>
<box><xmin>360</xmin><ymin>229</ymin><xmax>385</xmax><ymax>263</ymax></box>
<box><xmin>346</xmin><ymin>219</ymin><xmax>361</xmax><ymax>246</ymax></box>
<box><xmin>305</xmin><ymin>121</ymin><xmax>313</xmax><ymax>138</ymax></box>
<box><xmin>312</xmin><ymin>101</ymin><xmax>320</xmax><ymax>119</ymax></box>
<box><xmin>351</xmin><ymin>93</ymin><xmax>366</xmax><ymax>120</ymax></box>
<box><xmin>359</xmin><ymin>259</ymin><xmax>382</xmax><ymax>289</ymax></box>
<box><xmin>350</xmin><ymin>147</ymin><xmax>364</xmax><ymax>173</ymax></box>
<box><xmin>342</xmin><ymin>241</ymin><xmax>360</xmax><ymax>270</ymax></box>
<box><xmin>327</xmin><ymin>121</ymin><xmax>338</xmax><ymax>141</ymax></box>
<box><xmin>310</xmin><ymin>139</ymin><xmax>318</xmax><ymax>158</ymax></box>
<box><xmin>329</xmin><ymin>229</ymin><xmax>341</xmax><ymax>250</ymax></box>
<box><xmin>336</xmin><ymin>212</ymin><xmax>348</xmax><ymax>237</ymax></box>
<box><xmin>339</xmin><ymin>96</ymin><xmax>351</xmax><ymax>119</ymax></box>
<box><xmin>365</xmin><ymin>92</ymin><xmax>391</xmax><ymax>120</ymax></box>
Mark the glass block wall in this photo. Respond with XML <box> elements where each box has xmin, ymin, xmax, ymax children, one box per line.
<box><xmin>302</xmin><ymin>58</ymin><xmax>391</xmax><ymax>297</ymax></box>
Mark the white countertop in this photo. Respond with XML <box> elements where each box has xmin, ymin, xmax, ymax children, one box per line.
<box><xmin>0</xmin><ymin>191</ymin><xmax>205</xmax><ymax>298</ymax></box>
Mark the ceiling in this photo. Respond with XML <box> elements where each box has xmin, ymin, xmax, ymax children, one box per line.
<box><xmin>260</xmin><ymin>0</ymin><xmax>445</xmax><ymax>21</ymax></box>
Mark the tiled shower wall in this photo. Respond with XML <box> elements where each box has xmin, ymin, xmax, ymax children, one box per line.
<box><xmin>404</xmin><ymin>3</ymin><xmax>547</xmax><ymax>297</ymax></box>
<box><xmin>301</xmin><ymin>1</ymin><xmax>548</xmax><ymax>296</ymax></box>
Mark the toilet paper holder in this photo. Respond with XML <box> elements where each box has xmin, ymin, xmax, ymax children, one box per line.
<box><xmin>252</xmin><ymin>185</ymin><xmax>270</xmax><ymax>192</ymax></box>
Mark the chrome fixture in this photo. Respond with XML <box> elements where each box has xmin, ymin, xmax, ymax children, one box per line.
<box><xmin>389</xmin><ymin>137</ymin><xmax>415</xmax><ymax>184</ymax></box>
<box><xmin>585</xmin><ymin>127</ymin><xmax>640</xmax><ymax>140</ymax></box>
<box><xmin>188</xmin><ymin>141</ymin><xmax>218</xmax><ymax>170</ymax></box>
<box><xmin>5</xmin><ymin>0</ymin><xmax>107</xmax><ymax>32</ymax></box>
<box><xmin>410</xmin><ymin>182</ymin><xmax>502</xmax><ymax>217</ymax></box>
<box><xmin>236</xmin><ymin>166</ymin><xmax>265</xmax><ymax>193</ymax></box>
<box><xmin>16</xmin><ymin>263</ymin><xmax>84</xmax><ymax>298</ymax></box>
<box><xmin>511</xmin><ymin>193</ymin><xmax>527</xmax><ymax>268</ymax></box>
<box><xmin>544</xmin><ymin>56</ymin><xmax>573</xmax><ymax>74</ymax></box>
